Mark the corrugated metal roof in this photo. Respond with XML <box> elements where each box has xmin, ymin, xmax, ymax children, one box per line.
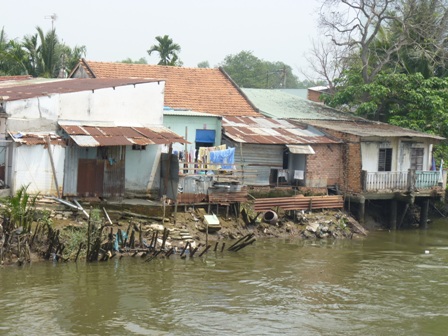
<box><xmin>297</xmin><ymin>119</ymin><xmax>445</xmax><ymax>140</ymax></box>
<box><xmin>163</xmin><ymin>109</ymin><xmax>220</xmax><ymax>118</ymax></box>
<box><xmin>241</xmin><ymin>88</ymin><xmax>359</xmax><ymax>120</ymax></box>
<box><xmin>8</xmin><ymin>131</ymin><xmax>66</xmax><ymax>146</ymax></box>
<box><xmin>222</xmin><ymin>116</ymin><xmax>340</xmax><ymax>145</ymax></box>
<box><xmin>0</xmin><ymin>78</ymin><xmax>162</xmax><ymax>101</ymax></box>
<box><xmin>59</xmin><ymin>122</ymin><xmax>187</xmax><ymax>147</ymax></box>
<box><xmin>242</xmin><ymin>88</ymin><xmax>445</xmax><ymax>141</ymax></box>
<box><xmin>287</xmin><ymin>144</ymin><xmax>315</xmax><ymax>154</ymax></box>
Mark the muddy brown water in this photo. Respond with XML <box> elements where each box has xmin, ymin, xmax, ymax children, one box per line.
<box><xmin>1</xmin><ymin>219</ymin><xmax>448</xmax><ymax>335</ymax></box>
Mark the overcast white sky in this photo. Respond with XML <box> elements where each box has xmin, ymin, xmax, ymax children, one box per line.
<box><xmin>2</xmin><ymin>0</ymin><xmax>322</xmax><ymax>78</ymax></box>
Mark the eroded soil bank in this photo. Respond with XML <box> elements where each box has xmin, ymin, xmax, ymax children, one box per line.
<box><xmin>1</xmin><ymin>199</ymin><xmax>368</xmax><ymax>266</ymax></box>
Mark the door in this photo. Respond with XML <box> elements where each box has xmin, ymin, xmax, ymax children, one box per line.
<box><xmin>77</xmin><ymin>159</ymin><xmax>104</xmax><ymax>197</ymax></box>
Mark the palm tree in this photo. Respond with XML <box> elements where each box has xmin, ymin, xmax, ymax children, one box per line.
<box><xmin>36</xmin><ymin>27</ymin><xmax>59</xmax><ymax>78</ymax></box>
<box><xmin>0</xmin><ymin>28</ymin><xmax>29</xmax><ymax>76</ymax></box>
<box><xmin>147</xmin><ymin>35</ymin><xmax>181</xmax><ymax>66</ymax></box>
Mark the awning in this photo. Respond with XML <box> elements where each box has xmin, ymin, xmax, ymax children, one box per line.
<box><xmin>59</xmin><ymin>122</ymin><xmax>188</xmax><ymax>147</ymax></box>
<box><xmin>286</xmin><ymin>144</ymin><xmax>315</xmax><ymax>154</ymax></box>
<box><xmin>9</xmin><ymin>131</ymin><xmax>65</xmax><ymax>146</ymax></box>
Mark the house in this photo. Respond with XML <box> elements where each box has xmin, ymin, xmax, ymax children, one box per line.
<box><xmin>69</xmin><ymin>59</ymin><xmax>259</xmax><ymax>117</ymax></box>
<box><xmin>307</xmin><ymin>86</ymin><xmax>330</xmax><ymax>103</ymax></box>
<box><xmin>163</xmin><ymin>108</ymin><xmax>222</xmax><ymax>156</ymax></box>
<box><xmin>0</xmin><ymin>77</ymin><xmax>186</xmax><ymax>198</ymax></box>
<box><xmin>241</xmin><ymin>88</ymin><xmax>446</xmax><ymax>228</ymax></box>
<box><xmin>69</xmin><ymin>61</ymin><xmax>350</xmax><ymax>193</ymax></box>
<box><xmin>220</xmin><ymin>116</ymin><xmax>342</xmax><ymax>189</ymax></box>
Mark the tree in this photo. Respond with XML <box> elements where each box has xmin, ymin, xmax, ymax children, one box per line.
<box><xmin>147</xmin><ymin>35</ymin><xmax>181</xmax><ymax>66</ymax></box>
<box><xmin>58</xmin><ymin>44</ymin><xmax>87</xmax><ymax>77</ymax></box>
<box><xmin>0</xmin><ymin>28</ymin><xmax>28</xmax><ymax>75</ymax></box>
<box><xmin>318</xmin><ymin>0</ymin><xmax>411</xmax><ymax>85</ymax></box>
<box><xmin>393</xmin><ymin>0</ymin><xmax>448</xmax><ymax>78</ymax></box>
<box><xmin>323</xmin><ymin>71</ymin><xmax>448</xmax><ymax>160</ymax></box>
<box><xmin>318</xmin><ymin>0</ymin><xmax>448</xmax><ymax>84</ymax></box>
<box><xmin>220</xmin><ymin>50</ymin><xmax>299</xmax><ymax>88</ymax></box>
<box><xmin>0</xmin><ymin>27</ymin><xmax>86</xmax><ymax>78</ymax></box>
<box><xmin>35</xmin><ymin>27</ymin><xmax>59</xmax><ymax>78</ymax></box>
<box><xmin>197</xmin><ymin>61</ymin><xmax>210</xmax><ymax>68</ymax></box>
<box><xmin>120</xmin><ymin>57</ymin><xmax>148</xmax><ymax>64</ymax></box>
<box><xmin>303</xmin><ymin>39</ymin><xmax>350</xmax><ymax>92</ymax></box>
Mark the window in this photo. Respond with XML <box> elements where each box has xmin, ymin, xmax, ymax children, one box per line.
<box><xmin>132</xmin><ymin>144</ymin><xmax>146</xmax><ymax>150</ymax></box>
<box><xmin>378</xmin><ymin>148</ymin><xmax>392</xmax><ymax>171</ymax></box>
<box><xmin>411</xmin><ymin>148</ymin><xmax>424</xmax><ymax>170</ymax></box>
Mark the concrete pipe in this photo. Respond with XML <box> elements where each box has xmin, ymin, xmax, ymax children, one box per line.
<box><xmin>263</xmin><ymin>210</ymin><xmax>278</xmax><ymax>225</ymax></box>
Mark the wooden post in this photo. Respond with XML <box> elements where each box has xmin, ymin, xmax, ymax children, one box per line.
<box><xmin>419</xmin><ymin>198</ymin><xmax>430</xmax><ymax>229</ymax></box>
<box><xmin>199</xmin><ymin>244</ymin><xmax>211</xmax><ymax>257</ymax></box>
<box><xmin>86</xmin><ymin>207</ymin><xmax>92</xmax><ymax>260</ymax></box>
<box><xmin>390</xmin><ymin>199</ymin><xmax>397</xmax><ymax>230</ymax></box>
<box><xmin>102</xmin><ymin>207</ymin><xmax>113</xmax><ymax>226</ymax></box>
<box><xmin>205</xmin><ymin>219</ymin><xmax>209</xmax><ymax>248</ymax></box>
<box><xmin>174</xmin><ymin>200</ymin><xmax>178</xmax><ymax>225</ymax></box>
<box><xmin>46</xmin><ymin>135</ymin><xmax>60</xmax><ymax>198</ymax></box>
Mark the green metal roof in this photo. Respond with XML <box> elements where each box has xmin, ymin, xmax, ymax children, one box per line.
<box><xmin>242</xmin><ymin>88</ymin><xmax>359</xmax><ymax>120</ymax></box>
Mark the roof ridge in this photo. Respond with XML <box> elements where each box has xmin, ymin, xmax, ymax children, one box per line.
<box><xmin>84</xmin><ymin>60</ymin><xmax>220</xmax><ymax>71</ymax></box>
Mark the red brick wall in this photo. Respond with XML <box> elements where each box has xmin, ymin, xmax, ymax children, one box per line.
<box><xmin>307</xmin><ymin>90</ymin><xmax>323</xmax><ymax>103</ymax></box>
<box><xmin>311</xmin><ymin>130</ymin><xmax>363</xmax><ymax>193</ymax></box>
<box><xmin>305</xmin><ymin>144</ymin><xmax>343</xmax><ymax>187</ymax></box>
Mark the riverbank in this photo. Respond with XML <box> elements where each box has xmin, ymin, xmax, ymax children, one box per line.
<box><xmin>0</xmin><ymin>199</ymin><xmax>368</xmax><ymax>266</ymax></box>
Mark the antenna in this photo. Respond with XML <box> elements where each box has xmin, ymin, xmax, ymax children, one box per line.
<box><xmin>44</xmin><ymin>13</ymin><xmax>57</xmax><ymax>30</ymax></box>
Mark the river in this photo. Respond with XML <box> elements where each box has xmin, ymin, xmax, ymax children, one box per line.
<box><xmin>1</xmin><ymin>219</ymin><xmax>448</xmax><ymax>336</ymax></box>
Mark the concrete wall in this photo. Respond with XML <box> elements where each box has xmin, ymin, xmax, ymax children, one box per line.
<box><xmin>5</xmin><ymin>82</ymin><xmax>165</xmax><ymax>131</ymax></box>
<box><xmin>11</xmin><ymin>143</ymin><xmax>65</xmax><ymax>196</ymax></box>
<box><xmin>164</xmin><ymin>114</ymin><xmax>222</xmax><ymax>153</ymax></box>
<box><xmin>4</xmin><ymin>81</ymin><xmax>166</xmax><ymax>197</ymax></box>
<box><xmin>361</xmin><ymin>138</ymin><xmax>433</xmax><ymax>172</ymax></box>
<box><xmin>125</xmin><ymin>145</ymin><xmax>160</xmax><ymax>193</ymax></box>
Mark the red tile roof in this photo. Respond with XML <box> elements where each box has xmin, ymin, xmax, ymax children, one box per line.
<box><xmin>71</xmin><ymin>60</ymin><xmax>260</xmax><ymax>117</ymax></box>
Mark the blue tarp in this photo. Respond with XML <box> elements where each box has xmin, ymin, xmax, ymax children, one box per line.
<box><xmin>195</xmin><ymin>129</ymin><xmax>215</xmax><ymax>143</ymax></box>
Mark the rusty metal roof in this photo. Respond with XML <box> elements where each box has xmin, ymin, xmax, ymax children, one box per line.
<box><xmin>0</xmin><ymin>78</ymin><xmax>162</xmax><ymax>101</ymax></box>
<box><xmin>222</xmin><ymin>116</ymin><xmax>341</xmax><ymax>144</ymax></box>
<box><xmin>9</xmin><ymin>131</ymin><xmax>66</xmax><ymax>146</ymax></box>
<box><xmin>298</xmin><ymin>119</ymin><xmax>445</xmax><ymax>140</ymax></box>
<box><xmin>59</xmin><ymin>122</ymin><xmax>187</xmax><ymax>147</ymax></box>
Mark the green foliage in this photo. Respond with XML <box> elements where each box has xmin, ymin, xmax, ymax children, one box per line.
<box><xmin>37</xmin><ymin>210</ymin><xmax>53</xmax><ymax>231</ymax></box>
<box><xmin>61</xmin><ymin>225</ymin><xmax>88</xmax><ymax>260</ymax></box>
<box><xmin>120</xmin><ymin>57</ymin><xmax>148</xmax><ymax>64</ymax></box>
<box><xmin>296</xmin><ymin>79</ymin><xmax>326</xmax><ymax>89</ymax></box>
<box><xmin>0</xmin><ymin>26</ymin><xmax>86</xmax><ymax>78</ymax></box>
<box><xmin>197</xmin><ymin>60</ymin><xmax>210</xmax><ymax>68</ymax></box>
<box><xmin>219</xmin><ymin>50</ymin><xmax>299</xmax><ymax>89</ymax></box>
<box><xmin>324</xmin><ymin>70</ymin><xmax>448</xmax><ymax>161</ymax></box>
<box><xmin>2</xmin><ymin>185</ymin><xmax>38</xmax><ymax>233</ymax></box>
<box><xmin>147</xmin><ymin>35</ymin><xmax>181</xmax><ymax>66</ymax></box>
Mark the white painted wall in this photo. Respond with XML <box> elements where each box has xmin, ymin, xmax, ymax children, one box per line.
<box><xmin>4</xmin><ymin>80</ymin><xmax>167</xmax><ymax>196</ymax></box>
<box><xmin>361</xmin><ymin>138</ymin><xmax>433</xmax><ymax>172</ymax></box>
<box><xmin>5</xmin><ymin>81</ymin><xmax>165</xmax><ymax>131</ymax></box>
<box><xmin>125</xmin><ymin>145</ymin><xmax>160</xmax><ymax>192</ymax></box>
<box><xmin>11</xmin><ymin>143</ymin><xmax>65</xmax><ymax>195</ymax></box>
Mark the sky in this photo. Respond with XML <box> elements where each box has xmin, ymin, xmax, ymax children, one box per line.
<box><xmin>2</xmin><ymin>0</ymin><xmax>322</xmax><ymax>78</ymax></box>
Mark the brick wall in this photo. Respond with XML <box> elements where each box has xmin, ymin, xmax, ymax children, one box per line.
<box><xmin>306</xmin><ymin>144</ymin><xmax>343</xmax><ymax>187</ymax></box>
<box><xmin>312</xmin><ymin>129</ymin><xmax>363</xmax><ymax>193</ymax></box>
<box><xmin>307</xmin><ymin>89</ymin><xmax>323</xmax><ymax>103</ymax></box>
